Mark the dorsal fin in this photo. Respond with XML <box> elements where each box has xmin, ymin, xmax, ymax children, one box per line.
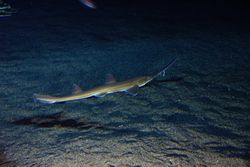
<box><xmin>72</xmin><ymin>84</ymin><xmax>83</xmax><ymax>95</ymax></box>
<box><xmin>105</xmin><ymin>74</ymin><xmax>116</xmax><ymax>84</ymax></box>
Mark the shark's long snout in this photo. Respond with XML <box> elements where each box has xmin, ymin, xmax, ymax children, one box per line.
<box><xmin>152</xmin><ymin>57</ymin><xmax>177</xmax><ymax>80</ymax></box>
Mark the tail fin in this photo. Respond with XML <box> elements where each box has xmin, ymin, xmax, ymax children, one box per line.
<box><xmin>152</xmin><ymin>57</ymin><xmax>177</xmax><ymax>80</ymax></box>
<box><xmin>33</xmin><ymin>94</ymin><xmax>57</xmax><ymax>104</ymax></box>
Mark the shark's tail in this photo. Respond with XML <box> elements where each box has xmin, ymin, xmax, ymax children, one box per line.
<box><xmin>152</xmin><ymin>57</ymin><xmax>177</xmax><ymax>80</ymax></box>
<box><xmin>33</xmin><ymin>94</ymin><xmax>57</xmax><ymax>104</ymax></box>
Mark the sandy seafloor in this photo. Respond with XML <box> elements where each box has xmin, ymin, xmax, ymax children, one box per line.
<box><xmin>0</xmin><ymin>0</ymin><xmax>250</xmax><ymax>166</ymax></box>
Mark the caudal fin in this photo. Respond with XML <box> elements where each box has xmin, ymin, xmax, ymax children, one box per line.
<box><xmin>33</xmin><ymin>94</ymin><xmax>57</xmax><ymax>104</ymax></box>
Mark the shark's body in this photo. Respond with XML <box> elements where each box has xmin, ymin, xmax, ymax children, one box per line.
<box><xmin>34</xmin><ymin>58</ymin><xmax>176</xmax><ymax>104</ymax></box>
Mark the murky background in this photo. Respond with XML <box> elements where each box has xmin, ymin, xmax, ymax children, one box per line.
<box><xmin>0</xmin><ymin>0</ymin><xmax>249</xmax><ymax>166</ymax></box>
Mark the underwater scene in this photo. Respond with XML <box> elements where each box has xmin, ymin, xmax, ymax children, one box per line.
<box><xmin>0</xmin><ymin>0</ymin><xmax>250</xmax><ymax>166</ymax></box>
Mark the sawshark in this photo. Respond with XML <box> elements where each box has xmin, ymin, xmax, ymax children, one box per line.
<box><xmin>34</xmin><ymin>58</ymin><xmax>176</xmax><ymax>104</ymax></box>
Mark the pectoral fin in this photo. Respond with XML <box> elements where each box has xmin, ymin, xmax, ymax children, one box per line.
<box><xmin>125</xmin><ymin>86</ymin><xmax>139</xmax><ymax>96</ymax></box>
<box><xmin>94</xmin><ymin>92</ymin><xmax>108</xmax><ymax>98</ymax></box>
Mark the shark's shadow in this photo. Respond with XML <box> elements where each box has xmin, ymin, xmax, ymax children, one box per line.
<box><xmin>12</xmin><ymin>112</ymin><xmax>169</xmax><ymax>139</ymax></box>
<box><xmin>12</xmin><ymin>112</ymin><xmax>107</xmax><ymax>130</ymax></box>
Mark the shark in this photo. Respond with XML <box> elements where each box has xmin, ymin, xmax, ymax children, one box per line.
<box><xmin>34</xmin><ymin>58</ymin><xmax>176</xmax><ymax>104</ymax></box>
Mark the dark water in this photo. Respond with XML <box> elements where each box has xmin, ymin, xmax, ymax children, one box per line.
<box><xmin>0</xmin><ymin>0</ymin><xmax>250</xmax><ymax>166</ymax></box>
